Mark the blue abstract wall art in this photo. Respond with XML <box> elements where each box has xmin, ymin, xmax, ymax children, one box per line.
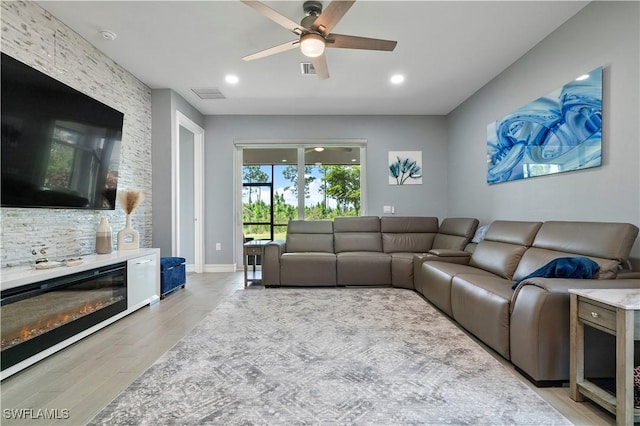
<box><xmin>487</xmin><ymin>67</ymin><xmax>602</xmax><ymax>184</ymax></box>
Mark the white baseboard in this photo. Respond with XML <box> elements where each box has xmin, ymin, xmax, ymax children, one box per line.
<box><xmin>204</xmin><ymin>264</ymin><xmax>237</xmax><ymax>273</ymax></box>
<box><xmin>186</xmin><ymin>264</ymin><xmax>195</xmax><ymax>273</ymax></box>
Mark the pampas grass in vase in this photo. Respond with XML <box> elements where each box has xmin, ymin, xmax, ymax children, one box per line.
<box><xmin>117</xmin><ymin>190</ymin><xmax>144</xmax><ymax>250</ymax></box>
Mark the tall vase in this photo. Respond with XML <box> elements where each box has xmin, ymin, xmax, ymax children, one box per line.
<box><xmin>96</xmin><ymin>217</ymin><xmax>113</xmax><ymax>254</ymax></box>
<box><xmin>117</xmin><ymin>214</ymin><xmax>140</xmax><ymax>250</ymax></box>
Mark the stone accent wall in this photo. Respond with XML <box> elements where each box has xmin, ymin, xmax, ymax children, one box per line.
<box><xmin>1</xmin><ymin>1</ymin><xmax>153</xmax><ymax>267</ymax></box>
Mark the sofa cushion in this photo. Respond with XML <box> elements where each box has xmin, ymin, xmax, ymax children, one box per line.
<box><xmin>380</xmin><ymin>216</ymin><xmax>439</xmax><ymax>233</ymax></box>
<box><xmin>389</xmin><ymin>253</ymin><xmax>415</xmax><ymax>289</ymax></box>
<box><xmin>334</xmin><ymin>216</ymin><xmax>381</xmax><ymax>232</ymax></box>
<box><xmin>336</xmin><ymin>252</ymin><xmax>391</xmax><ymax>285</ymax></box>
<box><xmin>335</xmin><ymin>232</ymin><xmax>382</xmax><ymax>253</ymax></box>
<box><xmin>484</xmin><ymin>221</ymin><xmax>542</xmax><ymax>246</ymax></box>
<box><xmin>418</xmin><ymin>261</ymin><xmax>496</xmax><ymax>316</ymax></box>
<box><xmin>432</xmin><ymin>218</ymin><xmax>479</xmax><ymax>250</ymax></box>
<box><xmin>468</xmin><ymin>221</ymin><xmax>542</xmax><ymax>280</ymax></box>
<box><xmin>286</xmin><ymin>220</ymin><xmax>334</xmax><ymax>253</ymax></box>
<box><xmin>469</xmin><ymin>241</ymin><xmax>528</xmax><ymax>280</ymax></box>
<box><xmin>280</xmin><ymin>252</ymin><xmax>336</xmax><ymax>286</ymax></box>
<box><xmin>531</xmin><ymin>221</ymin><xmax>639</xmax><ymax>262</ymax></box>
<box><xmin>382</xmin><ymin>233</ymin><xmax>435</xmax><ymax>253</ymax></box>
<box><xmin>451</xmin><ymin>274</ymin><xmax>514</xmax><ymax>359</ymax></box>
<box><xmin>334</xmin><ymin>216</ymin><xmax>382</xmax><ymax>253</ymax></box>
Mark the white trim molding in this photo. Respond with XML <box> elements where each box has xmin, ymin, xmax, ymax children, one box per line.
<box><xmin>204</xmin><ymin>264</ymin><xmax>237</xmax><ymax>273</ymax></box>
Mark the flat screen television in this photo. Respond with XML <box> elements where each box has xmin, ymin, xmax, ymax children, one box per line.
<box><xmin>1</xmin><ymin>52</ymin><xmax>124</xmax><ymax>209</ymax></box>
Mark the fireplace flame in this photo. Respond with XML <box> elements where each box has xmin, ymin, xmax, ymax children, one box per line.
<box><xmin>1</xmin><ymin>296</ymin><xmax>124</xmax><ymax>351</ymax></box>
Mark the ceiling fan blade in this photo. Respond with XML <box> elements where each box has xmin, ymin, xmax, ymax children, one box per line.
<box><xmin>241</xmin><ymin>0</ymin><xmax>307</xmax><ymax>35</ymax></box>
<box><xmin>312</xmin><ymin>0</ymin><xmax>355</xmax><ymax>35</ymax></box>
<box><xmin>311</xmin><ymin>54</ymin><xmax>330</xmax><ymax>80</ymax></box>
<box><xmin>326</xmin><ymin>33</ymin><xmax>397</xmax><ymax>51</ymax></box>
<box><xmin>242</xmin><ymin>39</ymin><xmax>300</xmax><ymax>61</ymax></box>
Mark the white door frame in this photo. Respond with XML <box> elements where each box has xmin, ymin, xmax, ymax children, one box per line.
<box><xmin>173</xmin><ymin>111</ymin><xmax>205</xmax><ymax>273</ymax></box>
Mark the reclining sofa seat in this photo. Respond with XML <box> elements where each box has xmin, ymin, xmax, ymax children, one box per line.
<box><xmin>411</xmin><ymin>217</ymin><xmax>480</xmax><ymax>293</ymax></box>
<box><xmin>334</xmin><ymin>216</ymin><xmax>391</xmax><ymax>286</ymax></box>
<box><xmin>380</xmin><ymin>216</ymin><xmax>439</xmax><ymax>289</ymax></box>
<box><xmin>418</xmin><ymin>221</ymin><xmax>542</xmax><ymax>319</ymax></box>
<box><xmin>263</xmin><ymin>220</ymin><xmax>336</xmax><ymax>287</ymax></box>
<box><xmin>508</xmin><ymin>221</ymin><xmax>639</xmax><ymax>383</ymax></box>
<box><xmin>378</xmin><ymin>217</ymin><xmax>480</xmax><ymax>290</ymax></box>
<box><xmin>419</xmin><ymin>220</ymin><xmax>639</xmax><ymax>384</ymax></box>
<box><xmin>448</xmin><ymin>221</ymin><xmax>543</xmax><ymax>359</ymax></box>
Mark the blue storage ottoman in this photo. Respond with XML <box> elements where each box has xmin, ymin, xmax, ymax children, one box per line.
<box><xmin>160</xmin><ymin>257</ymin><xmax>186</xmax><ymax>298</ymax></box>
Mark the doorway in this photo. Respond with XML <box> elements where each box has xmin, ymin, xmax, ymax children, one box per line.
<box><xmin>174</xmin><ymin>112</ymin><xmax>204</xmax><ymax>273</ymax></box>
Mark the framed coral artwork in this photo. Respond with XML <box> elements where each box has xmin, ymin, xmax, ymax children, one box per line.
<box><xmin>389</xmin><ymin>151</ymin><xmax>422</xmax><ymax>185</ymax></box>
<box><xmin>487</xmin><ymin>67</ymin><xmax>602</xmax><ymax>184</ymax></box>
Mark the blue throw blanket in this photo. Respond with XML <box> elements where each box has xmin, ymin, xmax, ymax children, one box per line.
<box><xmin>512</xmin><ymin>256</ymin><xmax>600</xmax><ymax>289</ymax></box>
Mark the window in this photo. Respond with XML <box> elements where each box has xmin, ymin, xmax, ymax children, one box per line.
<box><xmin>240</xmin><ymin>143</ymin><xmax>365</xmax><ymax>242</ymax></box>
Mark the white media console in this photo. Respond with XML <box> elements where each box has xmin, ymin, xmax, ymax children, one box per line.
<box><xmin>0</xmin><ymin>248</ymin><xmax>160</xmax><ymax>379</ymax></box>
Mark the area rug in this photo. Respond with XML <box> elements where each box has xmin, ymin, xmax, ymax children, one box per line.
<box><xmin>90</xmin><ymin>288</ymin><xmax>571</xmax><ymax>425</ymax></box>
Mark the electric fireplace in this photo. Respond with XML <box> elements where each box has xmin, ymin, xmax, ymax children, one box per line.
<box><xmin>1</xmin><ymin>263</ymin><xmax>127</xmax><ymax>370</ymax></box>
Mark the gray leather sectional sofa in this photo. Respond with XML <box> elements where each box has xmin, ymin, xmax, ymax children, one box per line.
<box><xmin>262</xmin><ymin>216</ymin><xmax>639</xmax><ymax>385</ymax></box>
<box><xmin>417</xmin><ymin>220</ymin><xmax>639</xmax><ymax>384</ymax></box>
<box><xmin>263</xmin><ymin>216</ymin><xmax>478</xmax><ymax>288</ymax></box>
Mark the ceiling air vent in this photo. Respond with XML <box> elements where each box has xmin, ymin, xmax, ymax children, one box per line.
<box><xmin>300</xmin><ymin>63</ymin><xmax>316</xmax><ymax>75</ymax></box>
<box><xmin>191</xmin><ymin>87</ymin><xmax>226</xmax><ymax>100</ymax></box>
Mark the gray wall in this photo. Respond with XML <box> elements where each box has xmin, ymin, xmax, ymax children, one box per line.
<box><xmin>151</xmin><ymin>89</ymin><xmax>204</xmax><ymax>257</ymax></box>
<box><xmin>203</xmin><ymin>115</ymin><xmax>448</xmax><ymax>265</ymax></box>
<box><xmin>446</xmin><ymin>1</ymin><xmax>640</xmax><ymax>260</ymax></box>
<box><xmin>1</xmin><ymin>1</ymin><xmax>153</xmax><ymax>266</ymax></box>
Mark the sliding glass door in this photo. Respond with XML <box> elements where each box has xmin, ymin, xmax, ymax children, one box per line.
<box><xmin>240</xmin><ymin>142</ymin><xmax>365</xmax><ymax>244</ymax></box>
<box><xmin>304</xmin><ymin>146</ymin><xmax>361</xmax><ymax>219</ymax></box>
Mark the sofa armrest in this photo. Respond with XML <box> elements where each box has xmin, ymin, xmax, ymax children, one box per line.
<box><xmin>617</xmin><ymin>271</ymin><xmax>640</xmax><ymax>279</ymax></box>
<box><xmin>509</xmin><ymin>277</ymin><xmax>639</xmax><ymax>383</ymax></box>
<box><xmin>428</xmin><ymin>248</ymin><xmax>472</xmax><ymax>258</ymax></box>
<box><xmin>263</xmin><ymin>240</ymin><xmax>286</xmax><ymax>286</ymax></box>
<box><xmin>414</xmin><ymin>250</ymin><xmax>471</xmax><ymax>267</ymax></box>
<box><xmin>512</xmin><ymin>277</ymin><xmax>640</xmax><ymax>306</ymax></box>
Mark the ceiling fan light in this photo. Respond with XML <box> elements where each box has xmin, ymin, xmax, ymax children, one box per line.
<box><xmin>300</xmin><ymin>34</ymin><xmax>325</xmax><ymax>58</ymax></box>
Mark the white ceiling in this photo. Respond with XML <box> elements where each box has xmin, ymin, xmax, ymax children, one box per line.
<box><xmin>37</xmin><ymin>1</ymin><xmax>588</xmax><ymax>116</ymax></box>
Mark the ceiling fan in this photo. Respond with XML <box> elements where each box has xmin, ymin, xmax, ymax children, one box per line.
<box><xmin>241</xmin><ymin>0</ymin><xmax>397</xmax><ymax>80</ymax></box>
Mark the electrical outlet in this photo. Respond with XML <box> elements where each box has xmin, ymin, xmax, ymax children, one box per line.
<box><xmin>215</xmin><ymin>243</ymin><xmax>221</xmax><ymax>251</ymax></box>
<box><xmin>383</xmin><ymin>205</ymin><xmax>395</xmax><ymax>214</ymax></box>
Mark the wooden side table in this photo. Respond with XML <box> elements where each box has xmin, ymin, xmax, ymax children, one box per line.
<box><xmin>569</xmin><ymin>288</ymin><xmax>639</xmax><ymax>425</ymax></box>
<box><xmin>243</xmin><ymin>240</ymin><xmax>271</xmax><ymax>288</ymax></box>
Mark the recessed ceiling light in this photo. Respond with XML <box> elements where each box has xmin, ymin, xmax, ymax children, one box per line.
<box><xmin>390</xmin><ymin>74</ymin><xmax>405</xmax><ymax>85</ymax></box>
<box><xmin>351</xmin><ymin>158</ymin><xmax>357</xmax><ymax>162</ymax></box>
<box><xmin>575</xmin><ymin>74</ymin><xmax>589</xmax><ymax>81</ymax></box>
<box><xmin>281</xmin><ymin>159</ymin><xmax>287</xmax><ymax>162</ymax></box>
<box><xmin>99</xmin><ymin>30</ymin><xmax>117</xmax><ymax>41</ymax></box>
<box><xmin>225</xmin><ymin>74</ymin><xmax>239</xmax><ymax>84</ymax></box>
<box><xmin>314</xmin><ymin>147</ymin><xmax>325</xmax><ymax>152</ymax></box>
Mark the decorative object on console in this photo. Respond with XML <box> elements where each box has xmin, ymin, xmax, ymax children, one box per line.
<box><xmin>487</xmin><ymin>67</ymin><xmax>603</xmax><ymax>184</ymax></box>
<box><xmin>117</xmin><ymin>191</ymin><xmax>144</xmax><ymax>250</ymax></box>
<box><xmin>96</xmin><ymin>217</ymin><xmax>113</xmax><ymax>254</ymax></box>
<box><xmin>388</xmin><ymin>151</ymin><xmax>422</xmax><ymax>185</ymax></box>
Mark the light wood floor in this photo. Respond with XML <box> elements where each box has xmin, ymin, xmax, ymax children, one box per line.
<box><xmin>0</xmin><ymin>272</ymin><xmax>614</xmax><ymax>425</ymax></box>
